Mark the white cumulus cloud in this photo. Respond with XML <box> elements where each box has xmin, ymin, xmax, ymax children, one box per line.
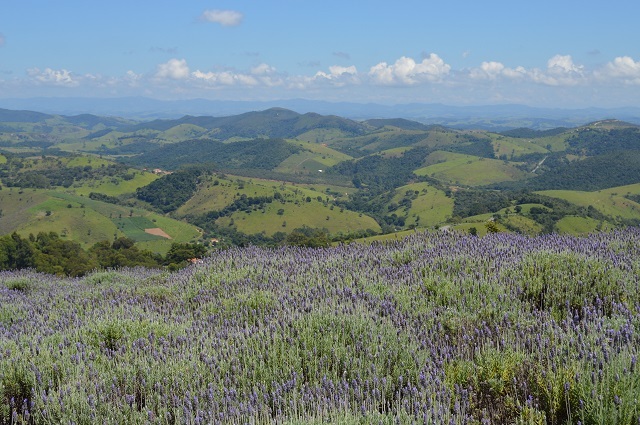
<box><xmin>251</xmin><ymin>63</ymin><xmax>277</xmax><ymax>75</ymax></box>
<box><xmin>156</xmin><ymin>58</ymin><xmax>190</xmax><ymax>80</ymax></box>
<box><xmin>368</xmin><ymin>54</ymin><xmax>450</xmax><ymax>85</ymax></box>
<box><xmin>600</xmin><ymin>56</ymin><xmax>640</xmax><ymax>84</ymax></box>
<box><xmin>470</xmin><ymin>61</ymin><xmax>527</xmax><ymax>80</ymax></box>
<box><xmin>27</xmin><ymin>67</ymin><xmax>78</xmax><ymax>86</ymax></box>
<box><xmin>315</xmin><ymin>65</ymin><xmax>357</xmax><ymax>80</ymax></box>
<box><xmin>311</xmin><ymin>65</ymin><xmax>359</xmax><ymax>87</ymax></box>
<box><xmin>531</xmin><ymin>55</ymin><xmax>584</xmax><ymax>86</ymax></box>
<box><xmin>192</xmin><ymin>70</ymin><xmax>258</xmax><ymax>86</ymax></box>
<box><xmin>468</xmin><ymin>55</ymin><xmax>586</xmax><ymax>86</ymax></box>
<box><xmin>201</xmin><ymin>10</ymin><xmax>243</xmax><ymax>27</ymax></box>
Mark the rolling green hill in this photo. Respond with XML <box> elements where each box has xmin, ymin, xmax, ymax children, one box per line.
<box><xmin>414</xmin><ymin>151</ymin><xmax>530</xmax><ymax>186</ymax></box>
<box><xmin>4</xmin><ymin>106</ymin><xmax>640</xmax><ymax>246</ymax></box>
<box><xmin>0</xmin><ymin>188</ymin><xmax>200</xmax><ymax>253</ymax></box>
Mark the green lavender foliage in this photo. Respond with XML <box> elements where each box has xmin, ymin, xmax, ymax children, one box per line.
<box><xmin>0</xmin><ymin>230</ymin><xmax>639</xmax><ymax>424</ymax></box>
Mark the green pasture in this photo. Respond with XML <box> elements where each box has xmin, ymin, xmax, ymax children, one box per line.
<box><xmin>296</xmin><ymin>183</ymin><xmax>358</xmax><ymax>196</ymax></box>
<box><xmin>555</xmin><ymin>216</ymin><xmax>614</xmax><ymax>234</ymax></box>
<box><xmin>160</xmin><ymin>124</ymin><xmax>207</xmax><ymax>141</ymax></box>
<box><xmin>529</xmin><ymin>133</ymin><xmax>570</xmax><ymax>152</ymax></box>
<box><xmin>421</xmin><ymin>129</ymin><xmax>467</xmax><ymax>147</ymax></box>
<box><xmin>388</xmin><ymin>182</ymin><xmax>454</xmax><ymax>227</ymax></box>
<box><xmin>460</xmin><ymin>203</ymin><xmax>547</xmax><ymax>235</ymax></box>
<box><xmin>21</xmin><ymin>198</ymin><xmax>119</xmax><ymax>247</ymax></box>
<box><xmin>274</xmin><ymin>153</ymin><xmax>329</xmax><ymax>174</ymax></box>
<box><xmin>460</xmin><ymin>203</ymin><xmax>551</xmax><ymax>221</ymax></box>
<box><xmin>135</xmin><ymin>214</ymin><xmax>202</xmax><ymax>254</ymax></box>
<box><xmin>488</xmin><ymin>134</ymin><xmax>549</xmax><ymax>158</ymax></box>
<box><xmin>218</xmin><ymin>199</ymin><xmax>380</xmax><ymax>236</ymax></box>
<box><xmin>414</xmin><ymin>151</ymin><xmax>530</xmax><ymax>186</ymax></box>
<box><xmin>500</xmin><ymin>214</ymin><xmax>545</xmax><ymax>235</ymax></box>
<box><xmin>0</xmin><ymin>189</ymin><xmax>50</xmax><ymax>234</ymax></box>
<box><xmin>71</xmin><ymin>171</ymin><xmax>159</xmax><ymax>197</ymax></box>
<box><xmin>176</xmin><ymin>175</ymin><xmax>280</xmax><ymax>216</ymax></box>
<box><xmin>275</xmin><ymin>141</ymin><xmax>351</xmax><ymax>174</ymax></box>
<box><xmin>111</xmin><ymin>216</ymin><xmax>163</xmax><ymax>242</ymax></box>
<box><xmin>538</xmin><ymin>189</ymin><xmax>640</xmax><ymax>220</ymax></box>
<box><xmin>64</xmin><ymin>156</ymin><xmax>113</xmax><ymax>167</ymax></box>
<box><xmin>600</xmin><ymin>183</ymin><xmax>640</xmax><ymax>197</ymax></box>
<box><xmin>295</xmin><ymin>128</ymin><xmax>357</xmax><ymax>144</ymax></box>
<box><xmin>176</xmin><ymin>174</ymin><xmax>350</xmax><ymax>218</ymax></box>
<box><xmin>449</xmin><ymin>222</ymin><xmax>506</xmax><ymax>236</ymax></box>
<box><xmin>0</xmin><ymin>190</ymin><xmax>201</xmax><ymax>252</ymax></box>
<box><xmin>288</xmin><ymin>139</ymin><xmax>353</xmax><ymax>159</ymax></box>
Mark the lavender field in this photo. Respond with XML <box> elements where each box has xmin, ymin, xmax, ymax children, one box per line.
<box><xmin>1</xmin><ymin>230</ymin><xmax>640</xmax><ymax>424</ymax></box>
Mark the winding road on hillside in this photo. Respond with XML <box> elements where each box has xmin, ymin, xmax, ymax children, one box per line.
<box><xmin>532</xmin><ymin>156</ymin><xmax>548</xmax><ymax>174</ymax></box>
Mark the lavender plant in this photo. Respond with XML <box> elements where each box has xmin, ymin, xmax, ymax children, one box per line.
<box><xmin>0</xmin><ymin>230</ymin><xmax>639</xmax><ymax>424</ymax></box>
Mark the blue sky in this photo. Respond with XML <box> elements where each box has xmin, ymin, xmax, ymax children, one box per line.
<box><xmin>1</xmin><ymin>0</ymin><xmax>639</xmax><ymax>107</ymax></box>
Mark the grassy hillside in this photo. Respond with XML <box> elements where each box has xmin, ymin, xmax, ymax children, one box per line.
<box><xmin>537</xmin><ymin>188</ymin><xmax>640</xmax><ymax>220</ymax></box>
<box><xmin>0</xmin><ymin>185</ymin><xmax>200</xmax><ymax>254</ymax></box>
<box><xmin>488</xmin><ymin>133</ymin><xmax>550</xmax><ymax>158</ymax></box>
<box><xmin>414</xmin><ymin>151</ymin><xmax>530</xmax><ymax>186</ymax></box>
<box><xmin>274</xmin><ymin>140</ymin><xmax>353</xmax><ymax>174</ymax></box>
<box><xmin>385</xmin><ymin>182</ymin><xmax>454</xmax><ymax>227</ymax></box>
<box><xmin>217</xmin><ymin>199</ymin><xmax>381</xmax><ymax>236</ymax></box>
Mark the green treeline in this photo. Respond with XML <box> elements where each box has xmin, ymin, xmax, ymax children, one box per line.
<box><xmin>567</xmin><ymin>128</ymin><xmax>640</xmax><ymax>155</ymax></box>
<box><xmin>445</xmin><ymin>135</ymin><xmax>496</xmax><ymax>158</ymax></box>
<box><xmin>499</xmin><ymin>127</ymin><xmax>567</xmax><ymax>138</ymax></box>
<box><xmin>451</xmin><ymin>190</ymin><xmax>612</xmax><ymax>233</ymax></box>
<box><xmin>0</xmin><ymin>232</ymin><xmax>206</xmax><ymax>276</ymax></box>
<box><xmin>127</xmin><ymin>138</ymin><xmax>302</xmax><ymax>170</ymax></box>
<box><xmin>494</xmin><ymin>150</ymin><xmax>640</xmax><ymax>192</ymax></box>
<box><xmin>329</xmin><ymin>147</ymin><xmax>431</xmax><ymax>190</ymax></box>
<box><xmin>0</xmin><ymin>158</ymin><xmax>133</xmax><ymax>189</ymax></box>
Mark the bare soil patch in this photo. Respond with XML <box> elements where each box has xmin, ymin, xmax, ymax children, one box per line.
<box><xmin>145</xmin><ymin>228</ymin><xmax>172</xmax><ymax>239</ymax></box>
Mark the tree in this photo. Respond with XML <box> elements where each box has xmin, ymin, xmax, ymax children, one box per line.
<box><xmin>164</xmin><ymin>242</ymin><xmax>207</xmax><ymax>268</ymax></box>
<box><xmin>485</xmin><ymin>221</ymin><xmax>500</xmax><ymax>233</ymax></box>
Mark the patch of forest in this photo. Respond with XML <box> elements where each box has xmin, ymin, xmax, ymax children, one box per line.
<box><xmin>0</xmin><ymin>231</ymin><xmax>206</xmax><ymax>276</ymax></box>
<box><xmin>567</xmin><ymin>127</ymin><xmax>640</xmax><ymax>155</ymax></box>
<box><xmin>135</xmin><ymin>167</ymin><xmax>211</xmax><ymax>213</ymax></box>
<box><xmin>0</xmin><ymin>156</ymin><xmax>134</xmax><ymax>189</ymax></box>
<box><xmin>125</xmin><ymin>138</ymin><xmax>302</xmax><ymax>170</ymax></box>
<box><xmin>495</xmin><ymin>151</ymin><xmax>640</xmax><ymax>191</ymax></box>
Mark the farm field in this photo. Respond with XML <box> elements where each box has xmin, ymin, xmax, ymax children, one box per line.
<box><xmin>414</xmin><ymin>151</ymin><xmax>530</xmax><ymax>186</ymax></box>
<box><xmin>1</xmin><ymin>230</ymin><xmax>639</xmax><ymax>423</ymax></box>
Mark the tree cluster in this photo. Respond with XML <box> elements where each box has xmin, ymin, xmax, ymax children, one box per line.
<box><xmin>136</xmin><ymin>167</ymin><xmax>209</xmax><ymax>213</ymax></box>
<box><xmin>0</xmin><ymin>232</ymin><xmax>206</xmax><ymax>276</ymax></box>
<box><xmin>0</xmin><ymin>157</ymin><xmax>131</xmax><ymax>189</ymax></box>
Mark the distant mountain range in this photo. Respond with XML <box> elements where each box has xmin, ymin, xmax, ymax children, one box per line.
<box><xmin>1</xmin><ymin>97</ymin><xmax>640</xmax><ymax>130</ymax></box>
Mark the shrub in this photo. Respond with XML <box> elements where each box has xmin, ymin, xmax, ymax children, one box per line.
<box><xmin>3</xmin><ymin>278</ymin><xmax>31</xmax><ymax>292</ymax></box>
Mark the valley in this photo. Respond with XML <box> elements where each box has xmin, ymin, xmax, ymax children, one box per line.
<box><xmin>2</xmin><ymin>107</ymin><xmax>640</xmax><ymax>269</ymax></box>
